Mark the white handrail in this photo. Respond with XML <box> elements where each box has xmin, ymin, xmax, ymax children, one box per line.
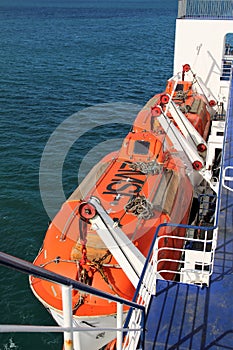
<box><xmin>222</xmin><ymin>166</ymin><xmax>233</xmax><ymax>192</ymax></box>
<box><xmin>117</xmin><ymin>303</ymin><xmax>124</xmax><ymax>350</ymax></box>
<box><xmin>62</xmin><ymin>285</ymin><xmax>74</xmax><ymax>350</ymax></box>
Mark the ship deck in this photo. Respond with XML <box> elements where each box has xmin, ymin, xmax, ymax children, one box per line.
<box><xmin>144</xmin><ymin>82</ymin><xmax>233</xmax><ymax>349</ymax></box>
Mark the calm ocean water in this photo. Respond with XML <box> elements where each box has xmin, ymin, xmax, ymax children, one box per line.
<box><xmin>0</xmin><ymin>1</ymin><xmax>177</xmax><ymax>349</ymax></box>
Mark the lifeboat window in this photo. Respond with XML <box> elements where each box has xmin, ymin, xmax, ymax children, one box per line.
<box><xmin>133</xmin><ymin>140</ymin><xmax>150</xmax><ymax>155</ymax></box>
<box><xmin>175</xmin><ymin>84</ymin><xmax>184</xmax><ymax>91</ymax></box>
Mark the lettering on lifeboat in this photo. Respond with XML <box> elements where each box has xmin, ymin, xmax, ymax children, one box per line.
<box><xmin>103</xmin><ymin>162</ymin><xmax>146</xmax><ymax>197</ymax></box>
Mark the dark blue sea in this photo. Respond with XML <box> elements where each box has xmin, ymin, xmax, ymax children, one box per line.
<box><xmin>0</xmin><ymin>1</ymin><xmax>177</xmax><ymax>349</ymax></box>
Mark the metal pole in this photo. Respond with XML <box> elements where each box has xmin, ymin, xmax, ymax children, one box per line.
<box><xmin>62</xmin><ymin>285</ymin><xmax>74</xmax><ymax>350</ymax></box>
<box><xmin>117</xmin><ymin>303</ymin><xmax>123</xmax><ymax>350</ymax></box>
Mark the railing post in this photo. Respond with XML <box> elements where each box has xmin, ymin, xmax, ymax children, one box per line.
<box><xmin>62</xmin><ymin>285</ymin><xmax>74</xmax><ymax>350</ymax></box>
<box><xmin>152</xmin><ymin>242</ymin><xmax>158</xmax><ymax>295</ymax></box>
<box><xmin>140</xmin><ymin>309</ymin><xmax>145</xmax><ymax>350</ymax></box>
<box><xmin>117</xmin><ymin>302</ymin><xmax>123</xmax><ymax>350</ymax></box>
<box><xmin>178</xmin><ymin>0</ymin><xmax>187</xmax><ymax>18</ymax></box>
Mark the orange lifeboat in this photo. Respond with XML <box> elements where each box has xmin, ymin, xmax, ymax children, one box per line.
<box><xmin>133</xmin><ymin>65</ymin><xmax>212</xmax><ymax>146</ymax></box>
<box><xmin>164</xmin><ymin>79</ymin><xmax>211</xmax><ymax>141</ymax></box>
<box><xmin>30</xmin><ymin>127</ymin><xmax>193</xmax><ymax>315</ymax></box>
<box><xmin>30</xmin><ymin>64</ymin><xmax>215</xmax><ymax>350</ymax></box>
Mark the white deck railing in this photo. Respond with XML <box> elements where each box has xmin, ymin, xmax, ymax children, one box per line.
<box><xmin>0</xmin><ymin>217</ymin><xmax>217</xmax><ymax>350</ymax></box>
<box><xmin>178</xmin><ymin>0</ymin><xmax>233</xmax><ymax>19</ymax></box>
<box><xmin>0</xmin><ymin>252</ymin><xmax>145</xmax><ymax>350</ymax></box>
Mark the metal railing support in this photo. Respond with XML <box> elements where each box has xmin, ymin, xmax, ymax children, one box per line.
<box><xmin>117</xmin><ymin>303</ymin><xmax>123</xmax><ymax>350</ymax></box>
<box><xmin>62</xmin><ymin>285</ymin><xmax>74</xmax><ymax>350</ymax></box>
<box><xmin>178</xmin><ymin>0</ymin><xmax>233</xmax><ymax>19</ymax></box>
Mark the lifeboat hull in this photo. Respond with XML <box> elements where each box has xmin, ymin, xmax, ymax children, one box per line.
<box><xmin>51</xmin><ymin>308</ymin><xmax>121</xmax><ymax>350</ymax></box>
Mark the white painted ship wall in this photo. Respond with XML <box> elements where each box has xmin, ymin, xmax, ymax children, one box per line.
<box><xmin>173</xmin><ymin>19</ymin><xmax>233</xmax><ymax>105</ymax></box>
